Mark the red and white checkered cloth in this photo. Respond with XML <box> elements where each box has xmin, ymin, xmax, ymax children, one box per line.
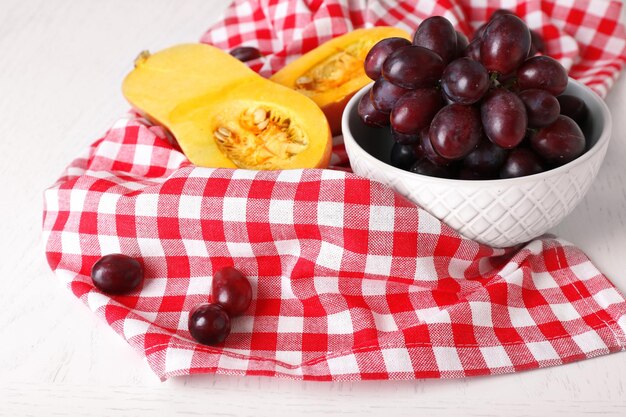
<box><xmin>43</xmin><ymin>0</ymin><xmax>626</xmax><ymax>381</ymax></box>
<box><xmin>202</xmin><ymin>0</ymin><xmax>626</xmax><ymax>97</ymax></box>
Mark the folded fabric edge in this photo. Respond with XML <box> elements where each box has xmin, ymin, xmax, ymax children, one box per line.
<box><xmin>115</xmin><ymin>289</ymin><xmax>626</xmax><ymax>381</ymax></box>
<box><xmin>148</xmin><ymin>329</ymin><xmax>626</xmax><ymax>382</ymax></box>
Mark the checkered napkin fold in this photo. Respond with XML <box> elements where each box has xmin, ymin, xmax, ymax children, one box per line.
<box><xmin>42</xmin><ymin>0</ymin><xmax>626</xmax><ymax>381</ymax></box>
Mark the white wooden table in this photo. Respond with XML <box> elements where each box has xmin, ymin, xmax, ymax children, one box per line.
<box><xmin>1</xmin><ymin>1</ymin><xmax>625</xmax><ymax>415</ymax></box>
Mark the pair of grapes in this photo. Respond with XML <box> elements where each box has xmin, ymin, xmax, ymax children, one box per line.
<box><xmin>91</xmin><ymin>255</ymin><xmax>252</xmax><ymax>346</ymax></box>
<box><xmin>188</xmin><ymin>266</ymin><xmax>252</xmax><ymax>346</ymax></box>
<box><xmin>359</xmin><ymin>11</ymin><xmax>588</xmax><ymax>179</ymax></box>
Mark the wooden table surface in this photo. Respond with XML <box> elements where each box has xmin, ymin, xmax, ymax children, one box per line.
<box><xmin>1</xmin><ymin>1</ymin><xmax>625</xmax><ymax>415</ymax></box>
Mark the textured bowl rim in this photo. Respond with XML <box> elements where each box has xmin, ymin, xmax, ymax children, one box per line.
<box><xmin>341</xmin><ymin>78</ymin><xmax>612</xmax><ymax>187</ymax></box>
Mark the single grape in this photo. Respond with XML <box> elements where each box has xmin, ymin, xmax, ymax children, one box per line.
<box><xmin>358</xmin><ymin>89</ymin><xmax>390</xmax><ymax>127</ymax></box>
<box><xmin>529</xmin><ymin>30</ymin><xmax>545</xmax><ymax>56</ymax></box>
<box><xmin>480</xmin><ymin>14</ymin><xmax>531</xmax><ymax>75</ymax></box>
<box><xmin>557</xmin><ymin>94</ymin><xmax>588</xmax><ymax>126</ymax></box>
<box><xmin>392</xmin><ymin>129</ymin><xmax>419</xmax><ymax>145</ymax></box>
<box><xmin>188</xmin><ymin>303</ymin><xmax>231</xmax><ymax>346</ymax></box>
<box><xmin>229</xmin><ymin>46</ymin><xmax>262</xmax><ymax>62</ymax></box>
<box><xmin>382</xmin><ymin>45</ymin><xmax>444</xmax><ymax>89</ymax></box>
<box><xmin>465</xmin><ymin>38</ymin><xmax>482</xmax><ymax>61</ymax></box>
<box><xmin>390</xmin><ymin>142</ymin><xmax>422</xmax><ymax>170</ymax></box>
<box><xmin>481</xmin><ymin>88</ymin><xmax>528</xmax><ymax>148</ymax></box>
<box><xmin>420</xmin><ymin>127</ymin><xmax>451</xmax><ymax>166</ymax></box>
<box><xmin>364</xmin><ymin>37</ymin><xmax>412</xmax><ymax>80</ymax></box>
<box><xmin>390</xmin><ymin>88</ymin><xmax>443</xmax><ymax>134</ymax></box>
<box><xmin>211</xmin><ymin>266</ymin><xmax>252</xmax><ymax>317</ymax></box>
<box><xmin>371</xmin><ymin>77</ymin><xmax>412</xmax><ymax>113</ymax></box>
<box><xmin>91</xmin><ymin>254</ymin><xmax>143</xmax><ymax>294</ymax></box>
<box><xmin>517</xmin><ymin>55</ymin><xmax>568</xmax><ymax>95</ymax></box>
<box><xmin>455</xmin><ymin>31</ymin><xmax>469</xmax><ymax>58</ymax></box>
<box><xmin>463</xmin><ymin>138</ymin><xmax>508</xmax><ymax>176</ymax></box>
<box><xmin>441</xmin><ymin>57</ymin><xmax>490</xmax><ymax>104</ymax></box>
<box><xmin>413</xmin><ymin>16</ymin><xmax>458</xmax><ymax>64</ymax></box>
<box><xmin>518</xmin><ymin>89</ymin><xmax>560</xmax><ymax>128</ymax></box>
<box><xmin>500</xmin><ymin>148</ymin><xmax>544</xmax><ymax>178</ymax></box>
<box><xmin>409</xmin><ymin>158</ymin><xmax>456</xmax><ymax>178</ymax></box>
<box><xmin>429</xmin><ymin>104</ymin><xmax>482</xmax><ymax>160</ymax></box>
<box><xmin>530</xmin><ymin>115</ymin><xmax>586</xmax><ymax>165</ymax></box>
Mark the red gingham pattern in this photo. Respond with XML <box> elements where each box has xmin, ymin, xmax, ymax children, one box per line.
<box><xmin>201</xmin><ymin>0</ymin><xmax>626</xmax><ymax>97</ymax></box>
<box><xmin>43</xmin><ymin>117</ymin><xmax>626</xmax><ymax>380</ymax></box>
<box><xmin>43</xmin><ymin>0</ymin><xmax>626</xmax><ymax>381</ymax></box>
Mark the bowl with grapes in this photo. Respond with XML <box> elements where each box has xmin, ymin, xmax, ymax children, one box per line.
<box><xmin>342</xmin><ymin>78</ymin><xmax>612</xmax><ymax>248</ymax></box>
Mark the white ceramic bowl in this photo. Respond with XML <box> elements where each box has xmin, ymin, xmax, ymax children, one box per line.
<box><xmin>342</xmin><ymin>79</ymin><xmax>612</xmax><ymax>248</ymax></box>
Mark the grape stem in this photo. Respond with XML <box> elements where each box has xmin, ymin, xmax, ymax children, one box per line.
<box><xmin>490</xmin><ymin>72</ymin><xmax>501</xmax><ymax>88</ymax></box>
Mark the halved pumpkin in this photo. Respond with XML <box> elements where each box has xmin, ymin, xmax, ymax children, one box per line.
<box><xmin>270</xmin><ymin>27</ymin><xmax>411</xmax><ymax>135</ymax></box>
<box><xmin>122</xmin><ymin>43</ymin><xmax>332</xmax><ymax>170</ymax></box>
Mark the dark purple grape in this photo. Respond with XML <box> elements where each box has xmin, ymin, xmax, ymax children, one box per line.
<box><xmin>91</xmin><ymin>254</ymin><xmax>143</xmax><ymax>294</ymax></box>
<box><xmin>392</xmin><ymin>129</ymin><xmax>419</xmax><ymax>145</ymax></box>
<box><xmin>358</xmin><ymin>89</ymin><xmax>389</xmax><ymax>127</ymax></box>
<box><xmin>530</xmin><ymin>115</ymin><xmax>586</xmax><ymax>165</ymax></box>
<box><xmin>382</xmin><ymin>45</ymin><xmax>444</xmax><ymax>89</ymax></box>
<box><xmin>480</xmin><ymin>14</ymin><xmax>531</xmax><ymax>75</ymax></box>
<box><xmin>529</xmin><ymin>30</ymin><xmax>545</xmax><ymax>56</ymax></box>
<box><xmin>211</xmin><ymin>267</ymin><xmax>252</xmax><ymax>317</ymax></box>
<box><xmin>364</xmin><ymin>37</ymin><xmax>412</xmax><ymax>80</ymax></box>
<box><xmin>188</xmin><ymin>303</ymin><xmax>231</xmax><ymax>346</ymax></box>
<box><xmin>500</xmin><ymin>148</ymin><xmax>544</xmax><ymax>178</ymax></box>
<box><xmin>429</xmin><ymin>104</ymin><xmax>482</xmax><ymax>160</ymax></box>
<box><xmin>481</xmin><ymin>88</ymin><xmax>528</xmax><ymax>148</ymax></box>
<box><xmin>390</xmin><ymin>142</ymin><xmax>422</xmax><ymax>170</ymax></box>
<box><xmin>441</xmin><ymin>57</ymin><xmax>490</xmax><ymax>104</ymax></box>
<box><xmin>420</xmin><ymin>128</ymin><xmax>451</xmax><ymax>166</ymax></box>
<box><xmin>517</xmin><ymin>56</ymin><xmax>568</xmax><ymax>95</ymax></box>
<box><xmin>518</xmin><ymin>89</ymin><xmax>560</xmax><ymax>128</ymax></box>
<box><xmin>465</xmin><ymin>38</ymin><xmax>482</xmax><ymax>61</ymax></box>
<box><xmin>557</xmin><ymin>94</ymin><xmax>588</xmax><ymax>126</ymax></box>
<box><xmin>409</xmin><ymin>158</ymin><xmax>456</xmax><ymax>178</ymax></box>
<box><xmin>463</xmin><ymin>138</ymin><xmax>508</xmax><ymax>176</ymax></box>
<box><xmin>458</xmin><ymin>167</ymin><xmax>491</xmax><ymax>180</ymax></box>
<box><xmin>455</xmin><ymin>31</ymin><xmax>469</xmax><ymax>58</ymax></box>
<box><xmin>390</xmin><ymin>88</ymin><xmax>443</xmax><ymax>134</ymax></box>
<box><xmin>371</xmin><ymin>77</ymin><xmax>412</xmax><ymax>113</ymax></box>
<box><xmin>413</xmin><ymin>16</ymin><xmax>458</xmax><ymax>64</ymax></box>
<box><xmin>229</xmin><ymin>46</ymin><xmax>262</xmax><ymax>62</ymax></box>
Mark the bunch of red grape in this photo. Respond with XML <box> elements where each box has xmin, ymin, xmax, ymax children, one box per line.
<box><xmin>359</xmin><ymin>10</ymin><xmax>589</xmax><ymax>179</ymax></box>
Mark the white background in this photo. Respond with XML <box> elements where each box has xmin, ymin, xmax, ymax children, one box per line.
<box><xmin>1</xmin><ymin>0</ymin><xmax>625</xmax><ymax>415</ymax></box>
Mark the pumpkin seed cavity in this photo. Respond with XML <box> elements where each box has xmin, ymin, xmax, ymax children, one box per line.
<box><xmin>295</xmin><ymin>40</ymin><xmax>373</xmax><ymax>93</ymax></box>
<box><xmin>212</xmin><ymin>106</ymin><xmax>308</xmax><ymax>169</ymax></box>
